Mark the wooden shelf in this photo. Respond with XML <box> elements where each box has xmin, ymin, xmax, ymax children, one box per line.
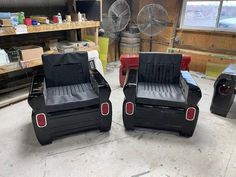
<box><xmin>0</xmin><ymin>21</ymin><xmax>100</xmax><ymax>75</ymax></box>
<box><xmin>0</xmin><ymin>45</ymin><xmax>99</xmax><ymax>75</ymax></box>
<box><xmin>0</xmin><ymin>21</ymin><xmax>100</xmax><ymax>37</ymax></box>
<box><xmin>0</xmin><ymin>62</ymin><xmax>22</xmax><ymax>75</ymax></box>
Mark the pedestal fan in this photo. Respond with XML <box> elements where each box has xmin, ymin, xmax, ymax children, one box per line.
<box><xmin>101</xmin><ymin>0</ymin><xmax>131</xmax><ymax>60</ymax></box>
<box><xmin>137</xmin><ymin>4</ymin><xmax>169</xmax><ymax>52</ymax></box>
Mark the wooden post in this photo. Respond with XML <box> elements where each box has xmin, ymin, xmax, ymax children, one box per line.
<box><xmin>95</xmin><ymin>27</ymin><xmax>99</xmax><ymax>46</ymax></box>
<box><xmin>170</xmin><ymin>0</ymin><xmax>183</xmax><ymax>48</ymax></box>
<box><xmin>67</xmin><ymin>29</ymin><xmax>78</xmax><ymax>42</ymax></box>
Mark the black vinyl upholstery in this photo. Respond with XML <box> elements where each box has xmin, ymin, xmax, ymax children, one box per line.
<box><xmin>43</xmin><ymin>52</ymin><xmax>90</xmax><ymax>87</ymax></box>
<box><xmin>42</xmin><ymin>52</ymin><xmax>99</xmax><ymax>112</ymax></box>
<box><xmin>136</xmin><ymin>53</ymin><xmax>186</xmax><ymax>107</ymax></box>
<box><xmin>45</xmin><ymin>83</ymin><xmax>99</xmax><ymax>113</ymax></box>
<box><xmin>137</xmin><ymin>82</ymin><xmax>186</xmax><ymax>107</ymax></box>
<box><xmin>138</xmin><ymin>52</ymin><xmax>182</xmax><ymax>84</ymax></box>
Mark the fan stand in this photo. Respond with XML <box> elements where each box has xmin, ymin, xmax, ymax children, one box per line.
<box><xmin>115</xmin><ymin>32</ymin><xmax>120</xmax><ymax>61</ymax></box>
<box><xmin>149</xmin><ymin>36</ymin><xmax>153</xmax><ymax>52</ymax></box>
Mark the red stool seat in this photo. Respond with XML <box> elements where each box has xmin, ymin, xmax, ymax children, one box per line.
<box><xmin>120</xmin><ymin>54</ymin><xmax>139</xmax><ymax>87</ymax></box>
<box><xmin>181</xmin><ymin>55</ymin><xmax>191</xmax><ymax>71</ymax></box>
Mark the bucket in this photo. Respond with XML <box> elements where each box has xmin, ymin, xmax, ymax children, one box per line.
<box><xmin>120</xmin><ymin>42</ymin><xmax>140</xmax><ymax>55</ymax></box>
<box><xmin>120</xmin><ymin>31</ymin><xmax>140</xmax><ymax>55</ymax></box>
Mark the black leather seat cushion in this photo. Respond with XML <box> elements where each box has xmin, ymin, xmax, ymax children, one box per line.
<box><xmin>136</xmin><ymin>82</ymin><xmax>186</xmax><ymax>108</ymax></box>
<box><xmin>45</xmin><ymin>83</ymin><xmax>99</xmax><ymax>112</ymax></box>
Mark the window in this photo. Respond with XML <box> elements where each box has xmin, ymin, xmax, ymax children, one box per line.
<box><xmin>180</xmin><ymin>0</ymin><xmax>236</xmax><ymax>31</ymax></box>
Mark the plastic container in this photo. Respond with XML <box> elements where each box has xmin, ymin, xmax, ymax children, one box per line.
<box><xmin>0</xmin><ymin>12</ymin><xmax>11</xmax><ymax>19</ymax></box>
<box><xmin>53</xmin><ymin>15</ymin><xmax>59</xmax><ymax>23</ymax></box>
<box><xmin>18</xmin><ymin>12</ymin><xmax>25</xmax><ymax>24</ymax></box>
<box><xmin>58</xmin><ymin>13</ymin><xmax>62</xmax><ymax>24</ymax></box>
<box><xmin>10</xmin><ymin>14</ymin><xmax>19</xmax><ymax>27</ymax></box>
<box><xmin>7</xmin><ymin>48</ymin><xmax>21</xmax><ymax>62</ymax></box>
<box><xmin>24</xmin><ymin>18</ymin><xmax>32</xmax><ymax>26</ymax></box>
<box><xmin>57</xmin><ymin>41</ymin><xmax>77</xmax><ymax>53</ymax></box>
<box><xmin>0</xmin><ymin>49</ymin><xmax>10</xmax><ymax>66</ymax></box>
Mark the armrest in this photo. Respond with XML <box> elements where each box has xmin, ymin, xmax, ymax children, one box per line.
<box><xmin>180</xmin><ymin>71</ymin><xmax>202</xmax><ymax>106</ymax></box>
<box><xmin>28</xmin><ymin>73</ymin><xmax>46</xmax><ymax>112</ymax></box>
<box><xmin>90</xmin><ymin>69</ymin><xmax>111</xmax><ymax>102</ymax></box>
<box><xmin>123</xmin><ymin>69</ymin><xmax>138</xmax><ymax>102</ymax></box>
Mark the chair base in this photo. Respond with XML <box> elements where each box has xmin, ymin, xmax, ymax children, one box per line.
<box><xmin>32</xmin><ymin>103</ymin><xmax>112</xmax><ymax>145</ymax></box>
<box><xmin>210</xmin><ymin>105</ymin><xmax>229</xmax><ymax>117</ymax></box>
<box><xmin>123</xmin><ymin>101</ymin><xmax>199</xmax><ymax>137</ymax></box>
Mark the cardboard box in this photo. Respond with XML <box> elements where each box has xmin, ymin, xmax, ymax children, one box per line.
<box><xmin>0</xmin><ymin>19</ymin><xmax>12</xmax><ymax>27</ymax></box>
<box><xmin>30</xmin><ymin>16</ymin><xmax>49</xmax><ymax>24</ymax></box>
<box><xmin>19</xmin><ymin>45</ymin><xmax>43</xmax><ymax>61</ymax></box>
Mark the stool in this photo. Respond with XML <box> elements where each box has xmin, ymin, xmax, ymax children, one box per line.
<box><xmin>119</xmin><ymin>54</ymin><xmax>139</xmax><ymax>87</ymax></box>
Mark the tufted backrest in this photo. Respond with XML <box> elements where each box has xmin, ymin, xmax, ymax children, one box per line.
<box><xmin>43</xmin><ymin>52</ymin><xmax>90</xmax><ymax>88</ymax></box>
<box><xmin>138</xmin><ymin>52</ymin><xmax>182</xmax><ymax>84</ymax></box>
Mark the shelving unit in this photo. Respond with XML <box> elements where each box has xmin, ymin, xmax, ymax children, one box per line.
<box><xmin>0</xmin><ymin>21</ymin><xmax>100</xmax><ymax>75</ymax></box>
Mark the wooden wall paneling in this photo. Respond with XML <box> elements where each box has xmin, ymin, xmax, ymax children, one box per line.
<box><xmin>130</xmin><ymin>0</ymin><xmax>140</xmax><ymax>22</ymax></box>
<box><xmin>175</xmin><ymin>30</ymin><xmax>236</xmax><ymax>55</ymax></box>
<box><xmin>168</xmin><ymin>48</ymin><xmax>236</xmax><ymax>73</ymax></box>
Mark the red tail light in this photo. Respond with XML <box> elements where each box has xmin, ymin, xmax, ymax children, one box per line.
<box><xmin>101</xmin><ymin>102</ymin><xmax>109</xmax><ymax>116</ymax></box>
<box><xmin>125</xmin><ymin>102</ymin><xmax>134</xmax><ymax>116</ymax></box>
<box><xmin>217</xmin><ymin>79</ymin><xmax>232</xmax><ymax>96</ymax></box>
<box><xmin>36</xmin><ymin>113</ymin><xmax>47</xmax><ymax>128</ymax></box>
<box><xmin>219</xmin><ymin>84</ymin><xmax>231</xmax><ymax>96</ymax></box>
<box><xmin>186</xmin><ymin>107</ymin><xmax>196</xmax><ymax>121</ymax></box>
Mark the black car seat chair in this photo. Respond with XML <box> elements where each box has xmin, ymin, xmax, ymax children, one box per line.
<box><xmin>28</xmin><ymin>52</ymin><xmax>112</xmax><ymax>145</ymax></box>
<box><xmin>210</xmin><ymin>64</ymin><xmax>236</xmax><ymax>117</ymax></box>
<box><xmin>123</xmin><ymin>52</ymin><xmax>202</xmax><ymax>137</ymax></box>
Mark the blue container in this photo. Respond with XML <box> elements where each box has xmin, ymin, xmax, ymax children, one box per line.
<box><xmin>0</xmin><ymin>12</ymin><xmax>11</xmax><ymax>19</ymax></box>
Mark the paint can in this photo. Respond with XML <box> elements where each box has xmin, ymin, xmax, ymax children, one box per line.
<box><xmin>66</xmin><ymin>15</ymin><xmax>71</xmax><ymax>22</ymax></box>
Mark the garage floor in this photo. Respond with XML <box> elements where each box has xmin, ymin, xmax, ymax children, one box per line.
<box><xmin>0</xmin><ymin>62</ymin><xmax>236</xmax><ymax>177</ymax></box>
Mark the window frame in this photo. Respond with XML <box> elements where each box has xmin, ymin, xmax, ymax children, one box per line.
<box><xmin>180</xmin><ymin>0</ymin><xmax>236</xmax><ymax>32</ymax></box>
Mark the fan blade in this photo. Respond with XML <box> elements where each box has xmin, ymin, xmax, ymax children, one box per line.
<box><xmin>141</xmin><ymin>23</ymin><xmax>153</xmax><ymax>36</ymax></box>
<box><xmin>153</xmin><ymin>19</ymin><xmax>168</xmax><ymax>26</ymax></box>
<box><xmin>148</xmin><ymin>6</ymin><xmax>152</xmax><ymax>21</ymax></box>
<box><xmin>110</xmin><ymin>7</ymin><xmax>119</xmax><ymax>18</ymax></box>
<box><xmin>119</xmin><ymin>9</ymin><xmax>129</xmax><ymax>18</ymax></box>
<box><xmin>139</xmin><ymin>20</ymin><xmax>150</xmax><ymax>31</ymax></box>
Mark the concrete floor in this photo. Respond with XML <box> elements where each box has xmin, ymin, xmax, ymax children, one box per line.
<box><xmin>0</xmin><ymin>62</ymin><xmax>236</xmax><ymax>177</ymax></box>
